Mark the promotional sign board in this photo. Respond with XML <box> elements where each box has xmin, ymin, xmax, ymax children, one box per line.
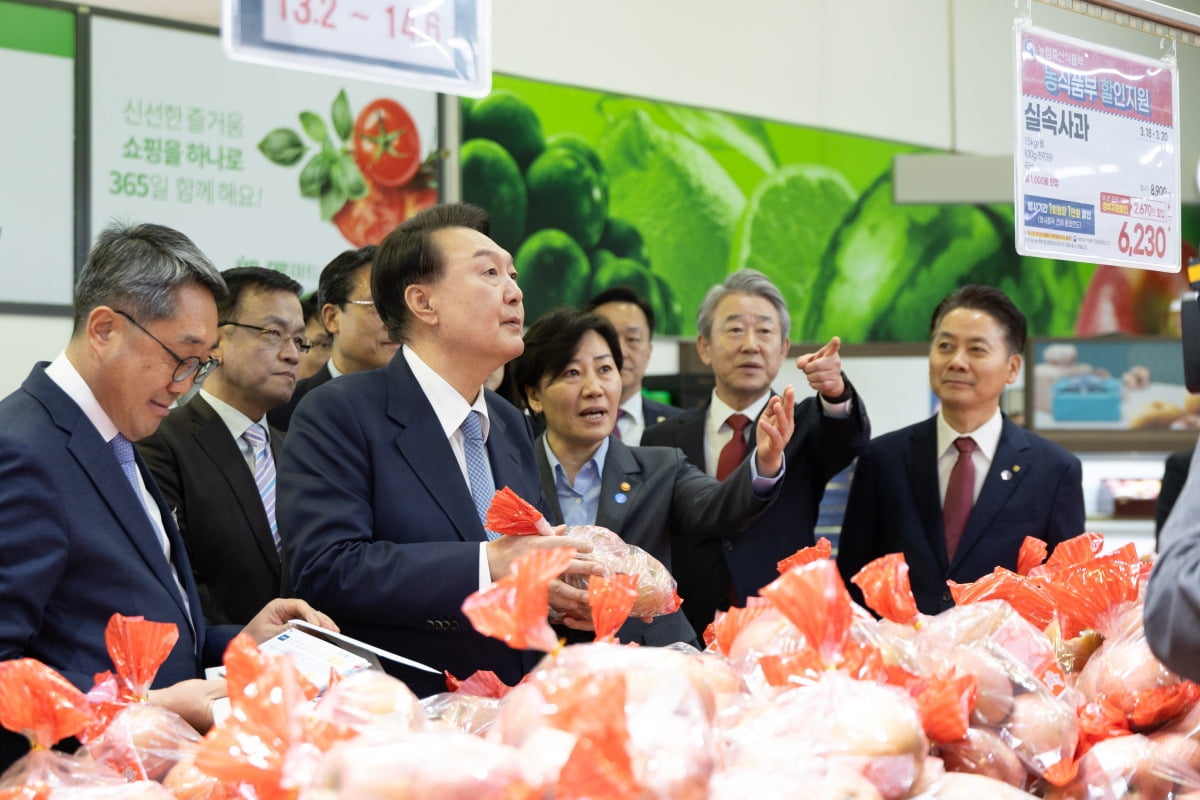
<box><xmin>90</xmin><ymin>15</ymin><xmax>439</xmax><ymax>292</ymax></box>
<box><xmin>1014</xmin><ymin>23</ymin><xmax>1180</xmax><ymax>272</ymax></box>
<box><xmin>223</xmin><ymin>0</ymin><xmax>490</xmax><ymax>98</ymax></box>
<box><xmin>0</xmin><ymin>1</ymin><xmax>75</xmax><ymax>306</ymax></box>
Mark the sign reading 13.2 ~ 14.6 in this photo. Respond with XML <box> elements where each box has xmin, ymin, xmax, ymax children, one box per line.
<box><xmin>1014</xmin><ymin>23</ymin><xmax>1180</xmax><ymax>272</ymax></box>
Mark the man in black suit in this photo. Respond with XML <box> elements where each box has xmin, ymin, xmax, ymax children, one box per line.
<box><xmin>268</xmin><ymin>246</ymin><xmax>398</xmax><ymax>430</ymax></box>
<box><xmin>140</xmin><ymin>267</ymin><xmax>311</xmax><ymax>625</ymax></box>
<box><xmin>836</xmin><ymin>285</ymin><xmax>1084</xmax><ymax>615</ymax></box>
<box><xmin>586</xmin><ymin>286</ymin><xmax>683</xmax><ymax>442</ymax></box>
<box><xmin>642</xmin><ymin>268</ymin><xmax>869</xmax><ymax>637</ymax></box>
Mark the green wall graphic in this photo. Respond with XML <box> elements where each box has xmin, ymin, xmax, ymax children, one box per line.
<box><xmin>463</xmin><ymin>75</ymin><xmax>1198</xmax><ymax>341</ymax></box>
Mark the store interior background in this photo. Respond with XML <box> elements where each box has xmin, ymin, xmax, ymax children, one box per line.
<box><xmin>6</xmin><ymin>0</ymin><xmax>1200</xmax><ymax>553</ymax></box>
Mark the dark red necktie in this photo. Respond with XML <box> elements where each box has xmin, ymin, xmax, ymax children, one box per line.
<box><xmin>716</xmin><ymin>414</ymin><xmax>751</xmax><ymax>481</ymax></box>
<box><xmin>943</xmin><ymin>436</ymin><xmax>977</xmax><ymax>561</ymax></box>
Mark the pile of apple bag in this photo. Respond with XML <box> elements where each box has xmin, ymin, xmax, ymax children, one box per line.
<box><xmin>3</xmin><ymin>487</ymin><xmax>1200</xmax><ymax>799</ymax></box>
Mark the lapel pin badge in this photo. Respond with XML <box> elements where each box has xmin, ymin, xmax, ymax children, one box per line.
<box><xmin>614</xmin><ymin>492</ymin><xmax>628</xmax><ymax>504</ymax></box>
<box><xmin>1001</xmin><ymin>470</ymin><xmax>1012</xmax><ymax>481</ymax></box>
<box><xmin>620</xmin><ymin>482</ymin><xmax>631</xmax><ymax>492</ymax></box>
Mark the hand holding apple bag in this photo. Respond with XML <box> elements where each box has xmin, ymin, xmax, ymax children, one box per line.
<box><xmin>484</xmin><ymin>488</ymin><xmax>682</xmax><ymax>624</ymax></box>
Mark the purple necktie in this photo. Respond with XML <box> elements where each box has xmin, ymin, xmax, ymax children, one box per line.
<box><xmin>943</xmin><ymin>437</ymin><xmax>977</xmax><ymax>561</ymax></box>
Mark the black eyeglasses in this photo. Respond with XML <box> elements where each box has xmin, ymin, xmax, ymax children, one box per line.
<box><xmin>114</xmin><ymin>310</ymin><xmax>221</xmax><ymax>384</ymax></box>
<box><xmin>220</xmin><ymin>321</ymin><xmax>314</xmax><ymax>353</ymax></box>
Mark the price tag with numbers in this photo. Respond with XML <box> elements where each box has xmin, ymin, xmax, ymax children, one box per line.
<box><xmin>1013</xmin><ymin>23</ymin><xmax>1180</xmax><ymax>272</ymax></box>
<box><xmin>222</xmin><ymin>0</ymin><xmax>490</xmax><ymax>97</ymax></box>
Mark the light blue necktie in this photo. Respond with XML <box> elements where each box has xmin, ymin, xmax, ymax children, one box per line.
<box><xmin>110</xmin><ymin>433</ymin><xmax>195</xmax><ymax>634</ymax></box>
<box><xmin>242</xmin><ymin>423</ymin><xmax>280</xmax><ymax>555</ymax></box>
<box><xmin>460</xmin><ymin>411</ymin><xmax>499</xmax><ymax>540</ymax></box>
<box><xmin>111</xmin><ymin>433</ymin><xmax>151</xmax><ymax>518</ymax></box>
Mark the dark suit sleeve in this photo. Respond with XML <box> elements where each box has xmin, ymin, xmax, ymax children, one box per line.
<box><xmin>137</xmin><ymin>430</ymin><xmax>184</xmax><ymax>533</ymax></box>
<box><xmin>137</xmin><ymin>426</ymin><xmax>234</xmax><ymax>625</ymax></box>
<box><xmin>0</xmin><ymin>434</ymin><xmax>84</xmax><ymax>686</ymax></box>
<box><xmin>1157</xmin><ymin>451</ymin><xmax>1192</xmax><ymax>536</ymax></box>
<box><xmin>835</xmin><ymin>444</ymin><xmax>880</xmax><ymax>600</ymax></box>
<box><xmin>667</xmin><ymin>452</ymin><xmax>777</xmax><ymax>541</ymax></box>
<box><xmin>808</xmin><ymin>383</ymin><xmax>871</xmax><ymax>482</ymax></box>
<box><xmin>1145</xmin><ymin>446</ymin><xmax>1200</xmax><ymax>680</ymax></box>
<box><xmin>1043</xmin><ymin>452</ymin><xmax>1085</xmax><ymax>550</ymax></box>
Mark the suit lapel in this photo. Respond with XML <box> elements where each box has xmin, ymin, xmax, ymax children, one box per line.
<box><xmin>675</xmin><ymin>405</ymin><xmax>709</xmax><ymax>470</ymax></box>
<box><xmin>533</xmin><ymin>435</ymin><xmax>565</xmax><ymax>524</ymax></box>
<box><xmin>137</xmin><ymin>446</ymin><xmax>204</xmax><ymax>639</ymax></box>
<box><xmin>595</xmin><ymin>439</ymin><xmax>643</xmax><ymax>534</ymax></box>
<box><xmin>387</xmin><ymin>358</ymin><xmax>488</xmax><ymax>542</ymax></box>
<box><xmin>907</xmin><ymin>418</ymin><xmax>949</xmax><ymax>571</ymax></box>
<box><xmin>949</xmin><ymin>418</ymin><xmax>1029</xmax><ymax>571</ymax></box>
<box><xmin>188</xmin><ymin>398</ymin><xmax>280</xmax><ymax>575</ymax></box>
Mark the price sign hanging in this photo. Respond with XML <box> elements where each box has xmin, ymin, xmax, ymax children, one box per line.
<box><xmin>1013</xmin><ymin>23</ymin><xmax>1180</xmax><ymax>272</ymax></box>
<box><xmin>222</xmin><ymin>0</ymin><xmax>491</xmax><ymax>98</ymax></box>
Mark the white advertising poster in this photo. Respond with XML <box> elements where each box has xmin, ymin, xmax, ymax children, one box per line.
<box><xmin>0</xmin><ymin>4</ymin><xmax>74</xmax><ymax>306</ymax></box>
<box><xmin>90</xmin><ymin>16</ymin><xmax>440</xmax><ymax>292</ymax></box>
<box><xmin>1014</xmin><ymin>23</ymin><xmax>1180</xmax><ymax>272</ymax></box>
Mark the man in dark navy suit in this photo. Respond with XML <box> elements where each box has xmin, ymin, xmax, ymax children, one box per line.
<box><xmin>0</xmin><ymin>223</ymin><xmax>332</xmax><ymax>769</ymax></box>
<box><xmin>278</xmin><ymin>204</ymin><xmax>601</xmax><ymax>697</ymax></box>
<box><xmin>586</xmin><ymin>286</ymin><xmax>682</xmax><ymax>442</ymax></box>
<box><xmin>836</xmin><ymin>285</ymin><xmax>1085</xmax><ymax>614</ymax></box>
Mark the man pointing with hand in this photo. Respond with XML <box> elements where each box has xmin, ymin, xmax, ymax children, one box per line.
<box><xmin>642</xmin><ymin>269</ymin><xmax>870</xmax><ymax>638</ymax></box>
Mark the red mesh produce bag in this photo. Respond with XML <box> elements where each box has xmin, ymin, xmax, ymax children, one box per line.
<box><xmin>193</xmin><ymin>635</ymin><xmax>348</xmax><ymax>800</ymax></box>
<box><xmin>463</xmin><ymin>547</ymin><xmax>574</xmax><ymax>653</ymax></box>
<box><xmin>851</xmin><ymin>553</ymin><xmax>920</xmax><ymax>625</ymax></box>
<box><xmin>760</xmin><ymin>558</ymin><xmax>853</xmax><ymax>666</ymax></box>
<box><xmin>555</xmin><ymin>675</ymin><xmax>640</xmax><ymax>800</ymax></box>
<box><xmin>776</xmin><ymin>537</ymin><xmax>832</xmax><ymax>575</ymax></box>
<box><xmin>1016</xmin><ymin>537</ymin><xmax>1049</xmax><ymax>576</ymax></box>
<box><xmin>560</xmin><ymin>526</ymin><xmax>682</xmax><ymax>619</ymax></box>
<box><xmin>0</xmin><ymin>659</ymin><xmax>120</xmax><ymax>794</ymax></box>
<box><xmin>588</xmin><ymin>574</ymin><xmax>639</xmax><ymax>643</ymax></box>
<box><xmin>485</xmin><ymin>487</ymin><xmax>553</xmax><ymax>536</ymax></box>
<box><xmin>79</xmin><ymin>615</ymin><xmax>200</xmax><ymax>783</ymax></box>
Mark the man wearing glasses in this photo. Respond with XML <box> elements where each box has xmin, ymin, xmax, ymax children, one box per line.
<box><xmin>0</xmin><ymin>223</ymin><xmax>333</xmax><ymax>770</ymax></box>
<box><xmin>268</xmin><ymin>246</ymin><xmax>398</xmax><ymax>431</ymax></box>
<box><xmin>139</xmin><ymin>267</ymin><xmax>309</xmax><ymax>626</ymax></box>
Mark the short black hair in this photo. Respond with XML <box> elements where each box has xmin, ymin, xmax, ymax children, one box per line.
<box><xmin>513</xmin><ymin>307</ymin><xmax>624</xmax><ymax>413</ymax></box>
<box><xmin>317</xmin><ymin>246</ymin><xmax>377</xmax><ymax>310</ymax></box>
<box><xmin>930</xmin><ymin>284</ymin><xmax>1027</xmax><ymax>355</ymax></box>
<box><xmin>300</xmin><ymin>292</ymin><xmax>320</xmax><ymax>324</ymax></box>
<box><xmin>586</xmin><ymin>285</ymin><xmax>657</xmax><ymax>335</ymax></box>
<box><xmin>373</xmin><ymin>203</ymin><xmax>490</xmax><ymax>342</ymax></box>
<box><xmin>217</xmin><ymin>266</ymin><xmax>301</xmax><ymax>319</ymax></box>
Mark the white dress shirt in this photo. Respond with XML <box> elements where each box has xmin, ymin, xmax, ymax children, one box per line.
<box><xmin>935</xmin><ymin>407</ymin><xmax>1004</xmax><ymax>505</ymax></box>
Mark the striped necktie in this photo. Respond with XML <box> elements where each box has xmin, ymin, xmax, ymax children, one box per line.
<box><xmin>242</xmin><ymin>423</ymin><xmax>280</xmax><ymax>554</ymax></box>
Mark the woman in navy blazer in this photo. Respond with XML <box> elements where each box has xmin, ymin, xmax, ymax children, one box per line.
<box><xmin>512</xmin><ymin>308</ymin><xmax>795</xmax><ymax>646</ymax></box>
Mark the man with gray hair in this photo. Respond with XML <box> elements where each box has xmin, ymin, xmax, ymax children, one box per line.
<box><xmin>0</xmin><ymin>222</ymin><xmax>333</xmax><ymax>769</ymax></box>
<box><xmin>643</xmin><ymin>268</ymin><xmax>869</xmax><ymax>638</ymax></box>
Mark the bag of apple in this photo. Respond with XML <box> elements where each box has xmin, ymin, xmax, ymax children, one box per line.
<box><xmin>258</xmin><ymin>90</ymin><xmax>439</xmax><ymax>246</ymax></box>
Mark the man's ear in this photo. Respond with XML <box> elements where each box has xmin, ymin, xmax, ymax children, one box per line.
<box><xmin>1007</xmin><ymin>353</ymin><xmax>1023</xmax><ymax>385</ymax></box>
<box><xmin>405</xmin><ymin>284</ymin><xmax>437</xmax><ymax>326</ymax></box>
<box><xmin>321</xmin><ymin>303</ymin><xmax>340</xmax><ymax>336</ymax></box>
<box><xmin>87</xmin><ymin>306</ymin><xmax>119</xmax><ymax>351</ymax></box>
<box><xmin>696</xmin><ymin>335</ymin><xmax>712</xmax><ymax>367</ymax></box>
